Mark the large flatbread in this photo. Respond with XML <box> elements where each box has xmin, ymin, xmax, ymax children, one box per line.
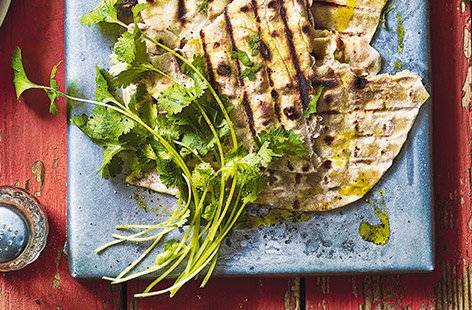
<box><xmin>126</xmin><ymin>0</ymin><xmax>429</xmax><ymax>212</ymax></box>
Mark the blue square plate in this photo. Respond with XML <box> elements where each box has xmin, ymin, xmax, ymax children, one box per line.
<box><xmin>66</xmin><ymin>0</ymin><xmax>433</xmax><ymax>278</ymax></box>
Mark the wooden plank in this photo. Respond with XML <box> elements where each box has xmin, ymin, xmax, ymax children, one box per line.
<box><xmin>127</xmin><ymin>277</ymin><xmax>299</xmax><ymax>310</ymax></box>
<box><xmin>306</xmin><ymin>0</ymin><xmax>472</xmax><ymax>308</ymax></box>
<box><xmin>0</xmin><ymin>0</ymin><xmax>122</xmax><ymax>309</ymax></box>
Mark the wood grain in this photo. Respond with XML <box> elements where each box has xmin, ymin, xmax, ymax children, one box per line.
<box><xmin>127</xmin><ymin>277</ymin><xmax>299</xmax><ymax>310</ymax></box>
<box><xmin>305</xmin><ymin>0</ymin><xmax>472</xmax><ymax>309</ymax></box>
<box><xmin>0</xmin><ymin>1</ymin><xmax>121</xmax><ymax>309</ymax></box>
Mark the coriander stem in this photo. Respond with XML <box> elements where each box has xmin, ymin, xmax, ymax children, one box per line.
<box><xmin>141</xmin><ymin>34</ymin><xmax>238</xmax><ymax>148</ymax></box>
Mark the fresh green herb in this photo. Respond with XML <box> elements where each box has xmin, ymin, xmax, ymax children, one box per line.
<box><xmin>198</xmin><ymin>0</ymin><xmax>209</xmax><ymax>14</ymax></box>
<box><xmin>231</xmin><ymin>49</ymin><xmax>253</xmax><ymax>67</ymax></box>
<box><xmin>247</xmin><ymin>32</ymin><xmax>261</xmax><ymax>56</ymax></box>
<box><xmin>239</xmin><ymin>63</ymin><xmax>263</xmax><ymax>81</ymax></box>
<box><xmin>380</xmin><ymin>7</ymin><xmax>394</xmax><ymax>31</ymax></box>
<box><xmin>11</xmin><ymin>47</ymin><xmax>63</xmax><ymax>114</ymax></box>
<box><xmin>81</xmin><ymin>0</ymin><xmax>125</xmax><ymax>27</ymax></box>
<box><xmin>394</xmin><ymin>60</ymin><xmax>403</xmax><ymax>70</ymax></box>
<box><xmin>12</xmin><ymin>2</ymin><xmax>306</xmax><ymax>297</ymax></box>
<box><xmin>396</xmin><ymin>12</ymin><xmax>404</xmax><ymax>55</ymax></box>
<box><xmin>304</xmin><ymin>86</ymin><xmax>324</xmax><ymax>119</ymax></box>
<box><xmin>256</xmin><ymin>127</ymin><xmax>308</xmax><ymax>157</ymax></box>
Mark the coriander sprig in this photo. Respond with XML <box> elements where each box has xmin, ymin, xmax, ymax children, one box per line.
<box><xmin>11</xmin><ymin>0</ymin><xmax>308</xmax><ymax>298</ymax></box>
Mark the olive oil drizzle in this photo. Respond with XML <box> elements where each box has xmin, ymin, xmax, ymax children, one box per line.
<box><xmin>358</xmin><ymin>190</ymin><xmax>391</xmax><ymax>246</ymax></box>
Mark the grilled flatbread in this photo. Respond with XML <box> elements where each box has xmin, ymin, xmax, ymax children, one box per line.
<box><xmin>258</xmin><ymin>66</ymin><xmax>429</xmax><ymax>211</ymax></box>
<box><xmin>311</xmin><ymin>0</ymin><xmax>389</xmax><ymax>41</ymax></box>
<box><xmin>126</xmin><ymin>0</ymin><xmax>429</xmax><ymax>212</ymax></box>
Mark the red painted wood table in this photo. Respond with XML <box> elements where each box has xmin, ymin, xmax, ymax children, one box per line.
<box><xmin>0</xmin><ymin>0</ymin><xmax>471</xmax><ymax>309</ymax></box>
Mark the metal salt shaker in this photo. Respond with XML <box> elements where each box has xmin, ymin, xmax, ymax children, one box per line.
<box><xmin>0</xmin><ymin>186</ymin><xmax>48</xmax><ymax>272</ymax></box>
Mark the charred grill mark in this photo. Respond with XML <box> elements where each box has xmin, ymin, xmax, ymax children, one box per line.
<box><xmin>268</xmin><ymin>171</ymin><xmax>277</xmax><ymax>186</ymax></box>
<box><xmin>240</xmin><ymin>5</ymin><xmax>250</xmax><ymax>12</ymax></box>
<box><xmin>270</xmin><ymin>89</ymin><xmax>279</xmax><ymax>100</ymax></box>
<box><xmin>354</xmin><ymin>76</ymin><xmax>369</xmax><ymax>90</ymax></box>
<box><xmin>322</xmin><ymin>160</ymin><xmax>332</xmax><ymax>169</ymax></box>
<box><xmin>251</xmin><ymin>0</ymin><xmax>261</xmax><ymax>23</ymax></box>
<box><xmin>268</xmin><ymin>0</ymin><xmax>278</xmax><ymax>9</ymax></box>
<box><xmin>242</xmin><ymin>92</ymin><xmax>257</xmax><ymax>137</ymax></box>
<box><xmin>277</xmin><ymin>0</ymin><xmax>311</xmax><ymax>111</ymax></box>
<box><xmin>302</xmin><ymin>25</ymin><xmax>311</xmax><ymax>34</ymax></box>
<box><xmin>302</xmin><ymin>164</ymin><xmax>310</xmax><ymax>172</ymax></box>
<box><xmin>274</xmin><ymin>97</ymin><xmax>282</xmax><ymax>122</ymax></box>
<box><xmin>324</xmin><ymin>94</ymin><xmax>334</xmax><ymax>104</ymax></box>
<box><xmin>224</xmin><ymin>9</ymin><xmax>244</xmax><ymax>86</ymax></box>
<box><xmin>283</xmin><ymin>106</ymin><xmax>301</xmax><ymax>120</ymax></box>
<box><xmin>176</xmin><ymin>0</ymin><xmax>187</xmax><ymax>24</ymax></box>
<box><xmin>295</xmin><ymin>173</ymin><xmax>302</xmax><ymax>185</ymax></box>
<box><xmin>216</xmin><ymin>63</ymin><xmax>232</xmax><ymax>76</ymax></box>
<box><xmin>259</xmin><ymin>40</ymin><xmax>271</xmax><ymax>60</ymax></box>
<box><xmin>312</xmin><ymin>79</ymin><xmax>339</xmax><ymax>89</ymax></box>
<box><xmin>316</xmin><ymin>110</ymin><xmax>340</xmax><ymax>115</ymax></box>
<box><xmin>323</xmin><ymin>135</ymin><xmax>335</xmax><ymax>145</ymax></box>
<box><xmin>293</xmin><ymin>200</ymin><xmax>300</xmax><ymax>210</ymax></box>
<box><xmin>266</xmin><ymin>67</ymin><xmax>275</xmax><ymax>87</ymax></box>
<box><xmin>313</xmin><ymin>1</ymin><xmax>350</xmax><ymax>8</ymax></box>
<box><xmin>200</xmin><ymin>31</ymin><xmax>217</xmax><ymax>87</ymax></box>
<box><xmin>287</xmin><ymin>161</ymin><xmax>294</xmax><ymax>171</ymax></box>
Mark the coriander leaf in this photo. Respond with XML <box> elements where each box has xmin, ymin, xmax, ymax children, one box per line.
<box><xmin>181</xmin><ymin>133</ymin><xmax>209</xmax><ymax>157</ymax></box>
<box><xmin>113</xmin><ymin>63</ymin><xmax>155</xmax><ymax>88</ymax></box>
<box><xmin>114</xmin><ymin>31</ymin><xmax>136</xmax><ymax>63</ymax></box>
<box><xmin>156</xmin><ymin>158</ymin><xmax>183</xmax><ymax>188</ymax></box>
<box><xmin>175</xmin><ymin>209</ymin><xmax>190</xmax><ymax>228</ymax></box>
<box><xmin>155</xmin><ymin>239</ymin><xmax>180</xmax><ymax>265</ymax></box>
<box><xmin>231</xmin><ymin>49</ymin><xmax>253</xmax><ymax>67</ymax></box>
<box><xmin>198</xmin><ymin>0</ymin><xmax>209</xmax><ymax>14</ymax></box>
<box><xmin>114</xmin><ymin>26</ymin><xmax>148</xmax><ymax>65</ymax></box>
<box><xmin>46</xmin><ymin>60</ymin><xmax>63</xmax><ymax>115</ymax></box>
<box><xmin>181</xmin><ymin>55</ymin><xmax>207</xmax><ymax>77</ymax></box>
<box><xmin>202</xmin><ymin>203</ymin><xmax>217</xmax><ymax>221</ymax></box>
<box><xmin>72</xmin><ymin>105</ymin><xmax>135</xmax><ymax>142</ymax></box>
<box><xmin>96</xmin><ymin>66</ymin><xmax>121</xmax><ymax>104</ymax></box>
<box><xmin>11</xmin><ymin>47</ymin><xmax>39</xmax><ymax>99</ymax></box>
<box><xmin>257</xmin><ymin>126</ymin><xmax>307</xmax><ymax>157</ymax></box>
<box><xmin>131</xmin><ymin>3</ymin><xmax>147</xmax><ymax>20</ymax></box>
<box><xmin>247</xmin><ymin>32</ymin><xmax>261</xmax><ymax>56</ymax></box>
<box><xmin>304</xmin><ymin>86</ymin><xmax>324</xmax><ymax>119</ymax></box>
<box><xmin>239</xmin><ymin>63</ymin><xmax>262</xmax><ymax>81</ymax></box>
<box><xmin>98</xmin><ymin>143</ymin><xmax>127</xmax><ymax>176</ymax></box>
<box><xmin>240</xmin><ymin>174</ymin><xmax>268</xmax><ymax>203</ymax></box>
<box><xmin>81</xmin><ymin>0</ymin><xmax>121</xmax><ymax>26</ymax></box>
<box><xmin>158</xmin><ymin>83</ymin><xmax>193</xmax><ymax>115</ymax></box>
<box><xmin>101</xmin><ymin>153</ymin><xmax>124</xmax><ymax>179</ymax></box>
<box><xmin>240</xmin><ymin>142</ymin><xmax>276</xmax><ymax>169</ymax></box>
<box><xmin>191</xmin><ymin>162</ymin><xmax>214</xmax><ymax>189</ymax></box>
<box><xmin>180</xmin><ymin>55</ymin><xmax>208</xmax><ymax>99</ymax></box>
<box><xmin>143</xmin><ymin>144</ymin><xmax>158</xmax><ymax>160</ymax></box>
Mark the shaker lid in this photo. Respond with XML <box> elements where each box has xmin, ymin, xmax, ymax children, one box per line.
<box><xmin>0</xmin><ymin>186</ymin><xmax>48</xmax><ymax>272</ymax></box>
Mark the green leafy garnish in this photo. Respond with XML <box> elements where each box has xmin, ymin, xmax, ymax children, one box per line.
<box><xmin>304</xmin><ymin>86</ymin><xmax>324</xmax><ymax>119</ymax></box>
<box><xmin>198</xmin><ymin>0</ymin><xmax>209</xmax><ymax>14</ymax></box>
<box><xmin>12</xmin><ymin>2</ymin><xmax>307</xmax><ymax>298</ymax></box>
<box><xmin>231</xmin><ymin>49</ymin><xmax>253</xmax><ymax>67</ymax></box>
<box><xmin>81</xmin><ymin>0</ymin><xmax>123</xmax><ymax>26</ymax></box>
<box><xmin>11</xmin><ymin>47</ymin><xmax>62</xmax><ymax>114</ymax></box>
<box><xmin>239</xmin><ymin>63</ymin><xmax>263</xmax><ymax>81</ymax></box>
<box><xmin>247</xmin><ymin>32</ymin><xmax>261</xmax><ymax>56</ymax></box>
<box><xmin>257</xmin><ymin>127</ymin><xmax>307</xmax><ymax>157</ymax></box>
<box><xmin>380</xmin><ymin>7</ymin><xmax>394</xmax><ymax>31</ymax></box>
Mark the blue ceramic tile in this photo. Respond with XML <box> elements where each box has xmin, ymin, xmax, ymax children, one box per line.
<box><xmin>66</xmin><ymin>0</ymin><xmax>433</xmax><ymax>278</ymax></box>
